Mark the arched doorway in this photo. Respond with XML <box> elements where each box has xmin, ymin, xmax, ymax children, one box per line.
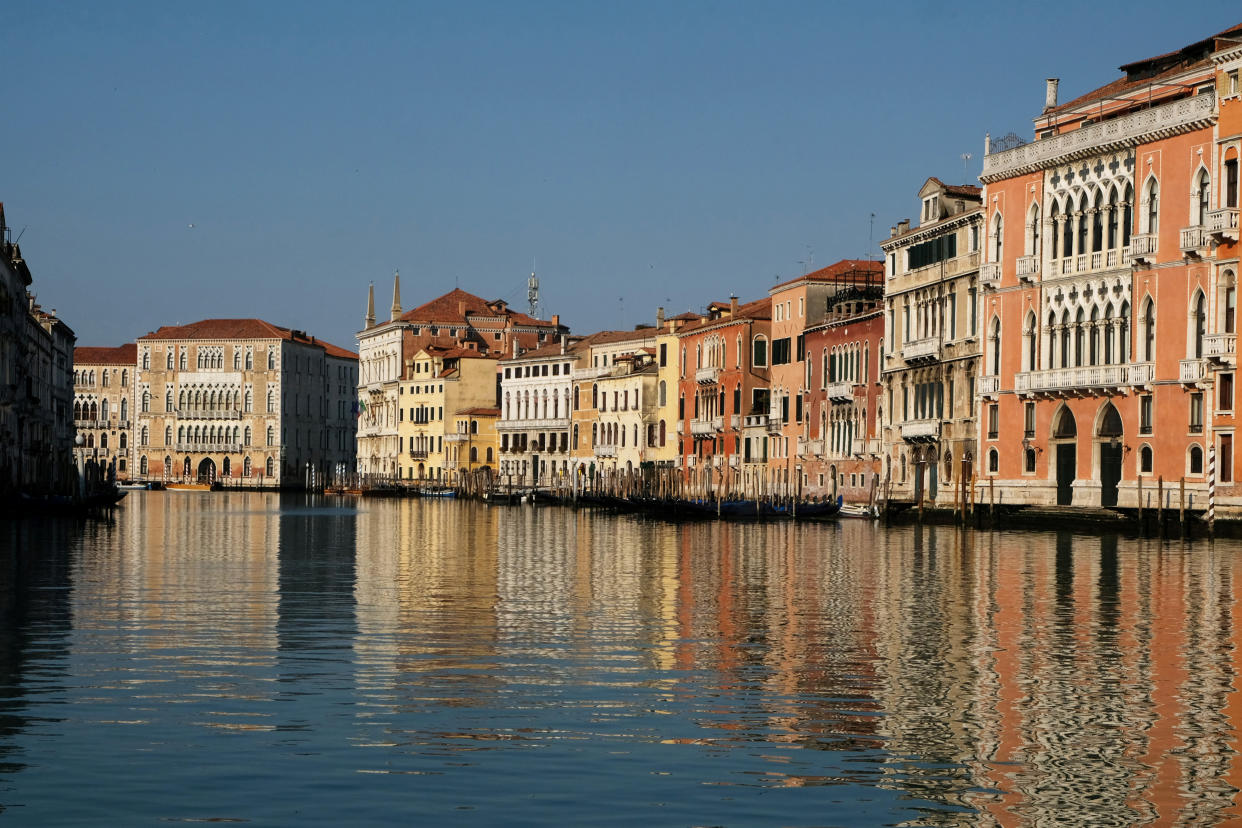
<box><xmin>1097</xmin><ymin>402</ymin><xmax>1124</xmax><ymax>507</ymax></box>
<box><xmin>1053</xmin><ymin>406</ymin><xmax>1077</xmax><ymax>505</ymax></box>
<box><xmin>197</xmin><ymin>457</ymin><xmax>216</xmax><ymax>484</ymax></box>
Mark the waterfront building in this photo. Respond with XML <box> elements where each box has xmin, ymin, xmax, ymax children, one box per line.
<box><xmin>134</xmin><ymin>319</ymin><xmax>357</xmax><ymax>487</ymax></box>
<box><xmin>497</xmin><ymin>336</ymin><xmax>582</xmax><ymax>487</ymax></box>
<box><xmin>0</xmin><ymin>205</ymin><xmax>76</xmax><ymax>496</ymax></box>
<box><xmin>769</xmin><ymin>261</ymin><xmax>883</xmax><ymax>498</ymax></box>
<box><xmin>673</xmin><ymin>297</ymin><xmax>771</xmax><ymax>494</ymax></box>
<box><xmin>649</xmin><ymin>309</ymin><xmax>692</xmax><ymax>469</ymax></box>
<box><xmin>397</xmin><ymin>345</ymin><xmax>498</xmax><ymax>483</ymax></box>
<box><xmin>356</xmin><ymin>276</ymin><xmax>567</xmax><ymax>481</ymax></box>
<box><xmin>569</xmin><ymin>328</ymin><xmax>659</xmax><ymax>480</ymax></box>
<box><xmin>879</xmin><ymin>180</ymin><xmax>983</xmax><ymax>506</ymax></box>
<box><xmin>73</xmin><ymin>344</ymin><xmax>137</xmax><ymax>482</ymax></box>
<box><xmin>977</xmin><ymin>24</ymin><xmax>1241</xmax><ymax>509</ymax></box>
<box><xmin>801</xmin><ymin>284</ymin><xmax>885</xmax><ymax>502</ymax></box>
<box><xmin>446</xmin><ymin>407</ymin><xmax>500</xmax><ymax>481</ymax></box>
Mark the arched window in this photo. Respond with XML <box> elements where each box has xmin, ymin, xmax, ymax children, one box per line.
<box><xmin>179</xmin><ymin>350</ymin><xmax>187</xmax><ymax>371</ymax></box>
<box><xmin>140</xmin><ymin>425</ymin><xmax>149</xmax><ymax>446</ymax></box>
<box><xmin>752</xmin><ymin>336</ymin><xmax>768</xmax><ymax>368</ymax></box>
<box><xmin>266</xmin><ymin>426</ymin><xmax>274</xmax><ymax>446</ymax></box>
<box><xmin>1226</xmin><ymin>272</ymin><xmax>1238</xmax><ymax>335</ymax></box>
<box><xmin>139</xmin><ymin>456</ymin><xmax>148</xmax><ymax>475</ymax></box>
<box><xmin>1197</xmin><ymin>169</ymin><xmax>1212</xmax><ymax>226</ymax></box>
<box><xmin>988</xmin><ymin>447</ymin><xmax>999</xmax><ymax>474</ymax></box>
<box><xmin>120</xmin><ymin>433</ymin><xmax>127</xmax><ymax>450</ymax></box>
<box><xmin>166</xmin><ymin>351</ymin><xmax>174</xmax><ymax>370</ymax></box>
<box><xmin>1145</xmin><ymin>178</ymin><xmax>1158</xmax><ymax>234</ymax></box>
<box><xmin>659</xmin><ymin>419</ymin><xmax>666</xmax><ymax>447</ymax></box>
<box><xmin>1062</xmin><ymin>201</ymin><xmax>1074</xmax><ymax>257</ymax></box>
<box><xmin>267</xmin><ymin>389</ymin><xmax>275</xmax><ymax>413</ymax></box>
<box><xmin>164</xmin><ymin>425</ymin><xmax>172</xmax><ymax>445</ymax></box>
<box><xmin>165</xmin><ymin>388</ymin><xmax>173</xmax><ymax>411</ymax></box>
<box><xmin>1050</xmin><ymin>203</ymin><xmax>1061</xmax><ymax>258</ymax></box>
<box><xmin>1142</xmin><ymin>298</ymin><xmax>1156</xmax><ymax>361</ymax></box>
<box><xmin>266</xmin><ymin>457</ymin><xmax>275</xmax><ymax>477</ymax></box>
<box><xmin>1024</xmin><ymin>311</ymin><xmax>1037</xmax><ymax>371</ymax></box>
<box><xmin>1075</xmin><ymin>308</ymin><xmax>1086</xmax><ymax>367</ymax></box>
<box><xmin>989</xmin><ymin>317</ymin><xmax>1001</xmax><ymax>375</ymax></box>
<box><xmin>1123</xmin><ymin>184</ymin><xmax>1134</xmax><ymax>247</ymax></box>
<box><xmin>1190</xmin><ymin>445</ymin><xmax>1204</xmax><ymax>475</ymax></box>
<box><xmin>243</xmin><ymin>456</ymin><xmax>252</xmax><ymax>477</ymax></box>
<box><xmin>141</xmin><ymin>390</ymin><xmax>150</xmax><ymax>413</ymax></box>
<box><xmin>120</xmin><ymin>398</ymin><xmax>127</xmax><ymax>420</ymax></box>
<box><xmin>1107</xmin><ymin>189</ymin><xmax>1119</xmax><ymax>249</ymax></box>
<box><xmin>1118</xmin><ymin>301</ymin><xmax>1130</xmax><ymax>363</ymax></box>
<box><xmin>1089</xmin><ymin>306</ymin><xmax>1100</xmax><ymax>366</ymax></box>
<box><xmin>1193</xmin><ymin>291</ymin><xmax>1207</xmax><ymax>358</ymax></box>
<box><xmin>222</xmin><ymin>457</ymin><xmax>231</xmax><ymax>477</ymax></box>
<box><xmin>1028</xmin><ymin>202</ymin><xmax>1041</xmax><ymax>256</ymax></box>
<box><xmin>101</xmin><ymin>433</ymin><xmax>108</xmax><ymax>449</ymax></box>
<box><xmin>121</xmin><ymin>369</ymin><xmax>128</xmax><ymax>386</ymax></box>
<box><xmin>244</xmin><ymin>426</ymin><xmax>252</xmax><ymax>446</ymax></box>
<box><xmin>1140</xmin><ymin>445</ymin><xmax>1153</xmax><ymax>474</ymax></box>
<box><xmin>1091</xmin><ymin>191</ymin><xmax>1104</xmax><ymax>253</ymax></box>
<box><xmin>658</xmin><ymin>380</ymin><xmax>666</xmax><ymax>408</ymax></box>
<box><xmin>992</xmin><ymin>212</ymin><xmax>1003</xmax><ymax>262</ymax></box>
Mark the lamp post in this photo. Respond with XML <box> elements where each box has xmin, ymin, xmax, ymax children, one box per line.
<box><xmin>74</xmin><ymin>432</ymin><xmax>85</xmax><ymax>499</ymax></box>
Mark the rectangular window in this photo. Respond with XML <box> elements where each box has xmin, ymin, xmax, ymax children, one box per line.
<box><xmin>771</xmin><ymin>338</ymin><xmax>792</xmax><ymax>365</ymax></box>
<box><xmin>1024</xmin><ymin>401</ymin><xmax>1035</xmax><ymax>438</ymax></box>
<box><xmin>1223</xmin><ymin>434</ymin><xmax>1234</xmax><ymax>483</ymax></box>
<box><xmin>969</xmin><ymin>288</ymin><xmax>978</xmax><ymax>336</ymax></box>
<box><xmin>949</xmin><ymin>290</ymin><xmax>957</xmax><ymax>340</ymax></box>
<box><xmin>1191</xmin><ymin>392</ymin><xmax>1204</xmax><ymax>433</ymax></box>
<box><xmin>659</xmin><ymin>343</ymin><xmax>667</xmax><ymax>367</ymax></box>
<box><xmin>795</xmin><ymin>395</ymin><xmax>803</xmax><ymax>423</ymax></box>
<box><xmin>1140</xmin><ymin>395</ymin><xmax>1153</xmax><ymax>435</ymax></box>
<box><xmin>948</xmin><ymin>378</ymin><xmax>955</xmax><ymax>419</ymax></box>
<box><xmin>1222</xmin><ymin>373</ymin><xmax>1235</xmax><ymax>412</ymax></box>
<box><xmin>988</xmin><ymin>404</ymin><xmax>999</xmax><ymax>440</ymax></box>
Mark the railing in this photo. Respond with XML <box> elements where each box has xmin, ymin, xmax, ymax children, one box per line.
<box><xmin>712</xmin><ymin>415</ymin><xmax>723</xmax><ymax>431</ymax></box>
<box><xmin>797</xmin><ymin>438</ymin><xmax>823</xmax><ymax>457</ymax></box>
<box><xmin>74</xmin><ymin>419</ymin><xmax>105</xmax><ymax>429</ymax></box>
<box><xmin>765</xmin><ymin>416</ymin><xmax>784</xmax><ymax>434</ymax></box>
<box><xmin>981</xmin><ymin>93</ymin><xmax>1216</xmax><ymax>181</ymax></box>
<box><xmin>980</xmin><ymin>262</ymin><xmax>1001</xmax><ymax>288</ymax></box>
<box><xmin>1180</xmin><ymin>225</ymin><xmax>1208</xmax><ymax>253</ymax></box>
<box><xmin>409</xmin><ymin>450</ymin><xmax>429</xmax><ymax>460</ymax></box>
<box><xmin>675</xmin><ymin>421</ymin><xmax>684</xmax><ymax>434</ymax></box>
<box><xmin>443</xmin><ymin>433</ymin><xmax>469</xmax><ymax>443</ymax></box>
<box><xmin>570</xmin><ymin>366</ymin><xmax>612</xmax><ymax>381</ymax></box>
<box><xmin>690</xmin><ymin>418</ymin><xmax>717</xmax><ymax>436</ymax></box>
<box><xmin>902</xmin><ymin>337</ymin><xmax>941</xmax><ymax>363</ymax></box>
<box><xmin>497</xmin><ymin>417</ymin><xmax>570</xmax><ymax>430</ymax></box>
<box><xmin>1208</xmin><ymin>208</ymin><xmax>1240</xmax><ymax>241</ymax></box>
<box><xmin>1016</xmin><ymin>255</ymin><xmax>1040</xmax><ymax>281</ymax></box>
<box><xmin>1204</xmin><ymin>333</ymin><xmax>1236</xmax><ymax>361</ymax></box>
<box><xmin>695</xmin><ymin>366</ymin><xmax>720</xmax><ymax>384</ymax></box>
<box><xmin>730</xmin><ymin>415</ymin><xmax>740</xmax><ymax>430</ymax></box>
<box><xmin>1129</xmin><ymin>233</ymin><xmax>1158</xmax><ymax>262</ymax></box>
<box><xmin>729</xmin><ymin>455</ymin><xmax>739</xmax><ymax>467</ymax></box>
<box><xmin>900</xmin><ymin>419</ymin><xmax>939</xmax><ymax>441</ymax></box>
<box><xmin>174</xmin><ymin>442</ymin><xmax>242</xmax><ymax>453</ymax></box>
<box><xmin>743</xmin><ymin>414</ymin><xmax>767</xmax><ymax>429</ymax></box>
<box><xmin>826</xmin><ymin>381</ymin><xmax>856</xmax><ymax>403</ymax></box>
<box><xmin>594</xmin><ymin>444</ymin><xmax>616</xmax><ymax>458</ymax></box>
<box><xmin>176</xmin><ymin>409</ymin><xmax>242</xmax><ymax>420</ymax></box>
<box><xmin>1016</xmin><ymin>363</ymin><xmax>1151</xmax><ymax>393</ymax></box>
<box><xmin>1180</xmin><ymin>358</ymin><xmax>1207</xmax><ymax>383</ymax></box>
<box><xmin>978</xmin><ymin>375</ymin><xmax>1001</xmax><ymax>396</ymax></box>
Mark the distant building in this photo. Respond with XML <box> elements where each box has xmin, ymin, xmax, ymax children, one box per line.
<box><xmin>569</xmin><ymin>328</ymin><xmax>659</xmax><ymax>480</ymax></box>
<box><xmin>498</xmin><ymin>336</ymin><xmax>583</xmax><ymax>487</ymax></box>
<box><xmin>356</xmin><ymin>275</ymin><xmax>568</xmax><ymax>481</ymax></box>
<box><xmin>73</xmin><ymin>344</ymin><xmax>137</xmax><ymax>482</ymax></box>
<box><xmin>0</xmin><ymin>204</ymin><xmax>76</xmax><ymax>496</ymax></box>
<box><xmin>134</xmin><ymin>319</ymin><xmax>357</xmax><ymax>487</ymax></box>
<box><xmin>397</xmin><ymin>345</ymin><xmax>500</xmax><ymax>483</ymax></box>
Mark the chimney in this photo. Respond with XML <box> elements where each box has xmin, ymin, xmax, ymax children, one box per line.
<box><xmin>551</xmin><ymin>314</ymin><xmax>560</xmax><ymax>327</ymax></box>
<box><xmin>458</xmin><ymin>300</ymin><xmax>466</xmax><ymax>316</ymax></box>
<box><xmin>897</xmin><ymin>219</ymin><xmax>910</xmax><ymax>235</ymax></box>
<box><xmin>1044</xmin><ymin>78</ymin><xmax>1059</xmax><ymax>111</ymax></box>
<box><xmin>560</xmin><ymin>334</ymin><xmax>567</xmax><ymax>355</ymax></box>
<box><xmin>656</xmin><ymin>306</ymin><xmax>665</xmax><ymax>329</ymax></box>
<box><xmin>512</xmin><ymin>339</ymin><xmax>518</xmax><ymax>358</ymax></box>
<box><xmin>890</xmin><ymin>226</ymin><xmax>897</xmax><ymax>238</ymax></box>
<box><xmin>729</xmin><ymin>295</ymin><xmax>738</xmax><ymax>317</ymax></box>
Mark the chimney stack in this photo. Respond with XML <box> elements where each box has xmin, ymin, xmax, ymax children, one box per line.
<box><xmin>551</xmin><ymin>314</ymin><xmax>560</xmax><ymax>327</ymax></box>
<box><xmin>897</xmin><ymin>219</ymin><xmax>910</xmax><ymax>235</ymax></box>
<box><xmin>1044</xmin><ymin>78</ymin><xmax>1059</xmax><ymax>111</ymax></box>
<box><xmin>656</xmin><ymin>306</ymin><xmax>665</xmax><ymax>328</ymax></box>
<box><xmin>729</xmin><ymin>295</ymin><xmax>738</xmax><ymax>317</ymax></box>
<box><xmin>560</xmin><ymin>334</ymin><xmax>567</xmax><ymax>355</ymax></box>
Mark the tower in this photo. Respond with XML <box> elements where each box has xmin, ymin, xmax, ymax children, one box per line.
<box><xmin>364</xmin><ymin>282</ymin><xmax>375</xmax><ymax>329</ymax></box>
<box><xmin>390</xmin><ymin>270</ymin><xmax>402</xmax><ymax>322</ymax></box>
<box><xmin>527</xmin><ymin>268</ymin><xmax>540</xmax><ymax>319</ymax></box>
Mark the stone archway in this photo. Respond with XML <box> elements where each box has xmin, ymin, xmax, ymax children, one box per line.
<box><xmin>197</xmin><ymin>457</ymin><xmax>216</xmax><ymax>484</ymax></box>
<box><xmin>1097</xmin><ymin>402</ymin><xmax>1124</xmax><ymax>507</ymax></box>
<box><xmin>1052</xmin><ymin>406</ymin><xmax>1077</xmax><ymax>505</ymax></box>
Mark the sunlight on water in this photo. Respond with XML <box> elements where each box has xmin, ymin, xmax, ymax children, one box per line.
<box><xmin>2</xmin><ymin>492</ymin><xmax>1241</xmax><ymax>825</ymax></box>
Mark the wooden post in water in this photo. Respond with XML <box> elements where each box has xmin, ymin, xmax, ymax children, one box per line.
<box><xmin>989</xmin><ymin>475</ymin><xmax>995</xmax><ymax>526</ymax></box>
<box><xmin>1179</xmin><ymin>477</ymin><xmax>1186</xmax><ymax>538</ymax></box>
<box><xmin>1137</xmin><ymin>474</ymin><xmax>1143</xmax><ymax>531</ymax></box>
<box><xmin>1157</xmin><ymin>476</ymin><xmax>1164</xmax><ymax>532</ymax></box>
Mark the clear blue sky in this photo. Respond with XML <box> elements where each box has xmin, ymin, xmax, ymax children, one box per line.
<box><xmin>6</xmin><ymin>1</ymin><xmax>1239</xmax><ymax>352</ymax></box>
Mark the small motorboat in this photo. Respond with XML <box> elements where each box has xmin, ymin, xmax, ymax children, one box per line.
<box><xmin>838</xmin><ymin>503</ymin><xmax>879</xmax><ymax>519</ymax></box>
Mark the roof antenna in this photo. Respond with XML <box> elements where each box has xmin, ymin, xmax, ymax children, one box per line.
<box><xmin>961</xmin><ymin>152</ymin><xmax>973</xmax><ymax>183</ymax></box>
<box><xmin>868</xmin><ymin>213</ymin><xmax>875</xmax><ymax>262</ymax></box>
<box><xmin>527</xmin><ymin>262</ymin><xmax>540</xmax><ymax>319</ymax></box>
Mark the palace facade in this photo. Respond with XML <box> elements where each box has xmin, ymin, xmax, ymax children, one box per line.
<box><xmin>73</xmin><ymin>344</ymin><xmax>137</xmax><ymax>483</ymax></box>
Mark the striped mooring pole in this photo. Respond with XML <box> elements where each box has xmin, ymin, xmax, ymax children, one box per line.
<box><xmin>1208</xmin><ymin>444</ymin><xmax>1216</xmax><ymax>533</ymax></box>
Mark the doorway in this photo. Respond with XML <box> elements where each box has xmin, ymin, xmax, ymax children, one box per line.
<box><xmin>197</xmin><ymin>457</ymin><xmax>216</xmax><ymax>484</ymax></box>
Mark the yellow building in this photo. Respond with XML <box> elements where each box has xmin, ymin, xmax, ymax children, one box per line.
<box><xmin>397</xmin><ymin>345</ymin><xmax>499</xmax><ymax>483</ymax></box>
<box><xmin>446</xmin><ymin>407</ymin><xmax>500</xmax><ymax>481</ymax></box>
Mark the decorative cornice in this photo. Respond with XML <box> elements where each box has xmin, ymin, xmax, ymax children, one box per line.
<box><xmin>981</xmin><ymin>93</ymin><xmax>1216</xmax><ymax>183</ymax></box>
<box><xmin>880</xmin><ymin>210</ymin><xmax>981</xmax><ymax>251</ymax></box>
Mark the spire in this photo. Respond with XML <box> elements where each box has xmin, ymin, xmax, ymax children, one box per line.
<box><xmin>390</xmin><ymin>269</ymin><xmax>402</xmax><ymax>321</ymax></box>
<box><xmin>365</xmin><ymin>282</ymin><xmax>376</xmax><ymax>329</ymax></box>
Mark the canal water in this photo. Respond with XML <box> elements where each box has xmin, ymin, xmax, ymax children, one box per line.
<box><xmin>1</xmin><ymin>493</ymin><xmax>1240</xmax><ymax>825</ymax></box>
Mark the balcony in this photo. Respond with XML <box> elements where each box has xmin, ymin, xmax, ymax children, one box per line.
<box><xmin>1208</xmin><ymin>208</ymin><xmax>1239</xmax><ymax>242</ymax></box>
<box><xmin>980</xmin><ymin>262</ymin><xmax>1002</xmax><ymax>289</ymax></box>
<box><xmin>444</xmin><ymin>432</ymin><xmax>469</xmax><ymax>443</ymax></box>
<box><xmin>854</xmin><ymin>437</ymin><xmax>881</xmax><ymax>456</ymax></box>
<box><xmin>978</xmin><ymin>375</ymin><xmax>1001</xmax><ymax>398</ymax></box>
<box><xmin>1129</xmin><ymin>233</ymin><xmax>1158</xmax><ymax>264</ymax></box>
<box><xmin>409</xmin><ymin>449</ymin><xmax>429</xmax><ymax>460</ymax></box>
<box><xmin>497</xmin><ymin>416</ymin><xmax>570</xmax><ymax>430</ymax></box>
<box><xmin>176</xmin><ymin>409</ymin><xmax>242</xmax><ymax>420</ymax></box>
<box><xmin>1180</xmin><ymin>358</ymin><xmax>1207</xmax><ymax>384</ymax></box>
<box><xmin>1053</xmin><ymin>248</ymin><xmax>1132</xmax><ymax>276</ymax></box>
<box><xmin>765</xmin><ymin>415</ymin><xmax>784</xmax><ymax>434</ymax></box>
<box><xmin>174</xmin><ymin>442</ymin><xmax>242</xmax><ymax>453</ymax></box>
<box><xmin>900</xmin><ymin>419</ymin><xmax>939</xmax><ymax>442</ymax></box>
<box><xmin>1204</xmin><ymin>333</ymin><xmax>1236</xmax><ymax>364</ymax></box>
<box><xmin>594</xmin><ymin>445</ymin><xmax>616</xmax><ymax>458</ymax></box>
<box><xmin>728</xmin><ymin>455</ymin><xmax>740</xmax><ymax>467</ymax></box>
<box><xmin>730</xmin><ymin>414</ymin><xmax>740</xmax><ymax>430</ymax></box>
<box><xmin>571</xmin><ymin>365</ymin><xmax>612</xmax><ymax>381</ymax></box>
<box><xmin>797</xmin><ymin>438</ymin><xmax>823</xmax><ymax>457</ymax></box>
<box><xmin>1180</xmin><ymin>225</ymin><xmax>1208</xmax><ymax>256</ymax></box>
<box><xmin>675</xmin><ymin>421</ymin><xmax>684</xmax><ymax>435</ymax></box>
<box><xmin>742</xmin><ymin>414</ymin><xmax>767</xmax><ymax>430</ymax></box>
<box><xmin>1015</xmin><ymin>363</ymin><xmax>1152</xmax><ymax>395</ymax></box>
<box><xmin>1016</xmin><ymin>255</ymin><xmax>1040</xmax><ymax>282</ymax></box>
<box><xmin>695</xmin><ymin>366</ymin><xmax>720</xmax><ymax>385</ymax></box>
<box><xmin>690</xmin><ymin>417</ymin><xmax>717</xmax><ymax>436</ymax></box>
<box><xmin>826</xmin><ymin>381</ymin><xmax>856</xmax><ymax>403</ymax></box>
<box><xmin>902</xmin><ymin>337</ymin><xmax>941</xmax><ymax>364</ymax></box>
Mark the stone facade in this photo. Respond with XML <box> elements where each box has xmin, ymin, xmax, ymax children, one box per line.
<box><xmin>397</xmin><ymin>346</ymin><xmax>499</xmax><ymax>483</ymax></box>
<box><xmin>73</xmin><ymin>344</ymin><xmax>137</xmax><ymax>483</ymax></box>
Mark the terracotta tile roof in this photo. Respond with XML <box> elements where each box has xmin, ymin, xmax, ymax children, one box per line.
<box><xmin>456</xmin><ymin>406</ymin><xmax>500</xmax><ymax>416</ymax></box>
<box><xmin>74</xmin><ymin>344</ymin><xmax>137</xmax><ymax>365</ymax></box>
<box><xmin>1045</xmin><ymin>22</ymin><xmax>1242</xmax><ymax>117</ymax></box>
<box><xmin>772</xmin><ymin>259</ymin><xmax>884</xmax><ymax>291</ymax></box>
<box><xmin>138</xmin><ymin>319</ymin><xmax>357</xmax><ymax>360</ymax></box>
<box><xmin>399</xmin><ymin>287</ymin><xmax>552</xmax><ymax>328</ymax></box>
<box><xmin>421</xmin><ymin>344</ymin><xmax>493</xmax><ymax>360</ymax></box>
<box><xmin>677</xmin><ymin>296</ymin><xmax>771</xmax><ymax>335</ymax></box>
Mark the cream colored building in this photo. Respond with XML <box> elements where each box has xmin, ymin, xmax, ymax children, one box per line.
<box><xmin>135</xmin><ymin>318</ymin><xmax>357</xmax><ymax>488</ymax></box>
<box><xmin>398</xmin><ymin>345</ymin><xmax>500</xmax><ymax>483</ymax></box>
<box><xmin>446</xmin><ymin>407</ymin><xmax>499</xmax><ymax>480</ymax></box>
<box><xmin>498</xmin><ymin>337</ymin><xmax>583</xmax><ymax>488</ymax></box>
<box><xmin>569</xmin><ymin>328</ymin><xmax>659</xmax><ymax>478</ymax></box>
<box><xmin>73</xmin><ymin>344</ymin><xmax>137</xmax><ymax>482</ymax></box>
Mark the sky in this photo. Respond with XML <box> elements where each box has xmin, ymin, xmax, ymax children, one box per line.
<box><xmin>5</xmin><ymin>1</ymin><xmax>1240</xmax><ymax>353</ymax></box>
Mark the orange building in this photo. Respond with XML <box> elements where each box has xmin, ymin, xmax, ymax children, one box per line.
<box><xmin>768</xmin><ymin>260</ymin><xmax>883</xmax><ymax>497</ymax></box>
<box><xmin>673</xmin><ymin>297</ymin><xmax>771</xmax><ymax>494</ymax></box>
<box><xmin>802</xmin><ymin>288</ymin><xmax>885</xmax><ymax>503</ymax></box>
<box><xmin>978</xmin><ymin>24</ymin><xmax>1241</xmax><ymax>510</ymax></box>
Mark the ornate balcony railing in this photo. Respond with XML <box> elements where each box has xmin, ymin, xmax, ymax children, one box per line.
<box><xmin>690</xmin><ymin>418</ymin><xmax>717</xmax><ymax>436</ymax></box>
<box><xmin>978</xmin><ymin>375</ymin><xmax>1001</xmax><ymax>397</ymax></box>
<box><xmin>1130</xmin><ymin>233</ymin><xmax>1158</xmax><ymax>263</ymax></box>
<box><xmin>797</xmin><ymin>438</ymin><xmax>823</xmax><ymax>457</ymax></box>
<box><xmin>981</xmin><ymin>93</ymin><xmax>1216</xmax><ymax>182</ymax></box>
<box><xmin>730</xmin><ymin>415</ymin><xmax>741</xmax><ymax>430</ymax></box>
<box><xmin>695</xmin><ymin>366</ymin><xmax>720</xmax><ymax>385</ymax></box>
<box><xmin>980</xmin><ymin>262</ymin><xmax>1002</xmax><ymax>288</ymax></box>
<box><xmin>1180</xmin><ymin>358</ymin><xmax>1207</xmax><ymax>383</ymax></box>
<box><xmin>742</xmin><ymin>414</ymin><xmax>767</xmax><ymax>429</ymax></box>
<box><xmin>176</xmin><ymin>409</ymin><xmax>242</xmax><ymax>420</ymax></box>
<box><xmin>1016</xmin><ymin>363</ymin><xmax>1151</xmax><ymax>394</ymax></box>
<box><xmin>765</xmin><ymin>416</ymin><xmax>784</xmax><ymax>434</ymax></box>
<box><xmin>1204</xmin><ymin>333</ymin><xmax>1236</xmax><ymax>362</ymax></box>
<box><xmin>1208</xmin><ymin>208</ymin><xmax>1239</xmax><ymax>242</ymax></box>
<box><xmin>1016</xmin><ymin>255</ymin><xmax>1040</xmax><ymax>281</ymax></box>
<box><xmin>594</xmin><ymin>444</ymin><xmax>616</xmax><ymax>458</ymax></box>
<box><xmin>900</xmin><ymin>419</ymin><xmax>939</xmax><ymax>441</ymax></box>
<box><xmin>1181</xmin><ymin>225</ymin><xmax>1208</xmax><ymax>254</ymax></box>
<box><xmin>570</xmin><ymin>365</ymin><xmax>612</xmax><ymax>381</ymax></box>
<box><xmin>902</xmin><ymin>337</ymin><xmax>941</xmax><ymax>363</ymax></box>
<box><xmin>174</xmin><ymin>442</ymin><xmax>242</xmax><ymax>453</ymax></box>
<box><xmin>826</xmin><ymin>381</ymin><xmax>856</xmax><ymax>403</ymax></box>
<box><xmin>497</xmin><ymin>416</ymin><xmax>570</xmax><ymax>430</ymax></box>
